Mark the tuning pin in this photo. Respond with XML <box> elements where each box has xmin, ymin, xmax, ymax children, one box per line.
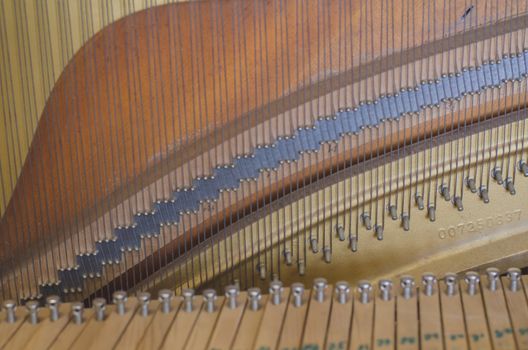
<box><xmin>415</xmin><ymin>194</ymin><xmax>425</xmax><ymax>210</ymax></box>
<box><xmin>26</xmin><ymin>300</ymin><xmax>39</xmax><ymax>325</ymax></box>
<box><xmin>269</xmin><ymin>281</ymin><xmax>284</xmax><ymax>305</ymax></box>
<box><xmin>291</xmin><ymin>283</ymin><xmax>305</xmax><ymax>307</ymax></box>
<box><xmin>323</xmin><ymin>247</ymin><xmax>332</xmax><ymax>263</ymax></box>
<box><xmin>507</xmin><ymin>268</ymin><xmax>521</xmax><ymax>292</ymax></box>
<box><xmin>378</xmin><ymin>279</ymin><xmax>392</xmax><ymax>301</ymax></box>
<box><xmin>225</xmin><ymin>285</ymin><xmax>239</xmax><ymax>309</ymax></box>
<box><xmin>401</xmin><ymin>214</ymin><xmax>410</xmax><ymax>231</ymax></box>
<box><xmin>466</xmin><ymin>178</ymin><xmax>477</xmax><ymax>193</ymax></box>
<box><xmin>464</xmin><ymin>272</ymin><xmax>480</xmax><ymax>296</ymax></box>
<box><xmin>283</xmin><ymin>249</ymin><xmax>292</xmax><ymax>265</ymax></box>
<box><xmin>247</xmin><ymin>288</ymin><xmax>262</xmax><ymax>311</ymax></box>
<box><xmin>71</xmin><ymin>302</ymin><xmax>84</xmax><ymax>325</ymax></box>
<box><xmin>313</xmin><ymin>278</ymin><xmax>328</xmax><ymax>303</ymax></box>
<box><xmin>158</xmin><ymin>289</ymin><xmax>174</xmax><ymax>314</ymax></box>
<box><xmin>93</xmin><ymin>298</ymin><xmax>106</xmax><ymax>321</ymax></box>
<box><xmin>400</xmin><ymin>276</ymin><xmax>415</xmax><ymax>299</ymax></box>
<box><xmin>310</xmin><ymin>238</ymin><xmax>319</xmax><ymax>254</ymax></box>
<box><xmin>46</xmin><ymin>295</ymin><xmax>61</xmax><ymax>321</ymax></box>
<box><xmin>519</xmin><ymin>160</ymin><xmax>528</xmax><ymax>176</ymax></box>
<box><xmin>298</xmin><ymin>260</ymin><xmax>306</xmax><ymax>276</ymax></box>
<box><xmin>335</xmin><ymin>282</ymin><xmax>350</xmax><ymax>304</ymax></box>
<box><xmin>388</xmin><ymin>205</ymin><xmax>398</xmax><ymax>220</ymax></box>
<box><xmin>453</xmin><ymin>196</ymin><xmax>463</xmax><ymax>211</ymax></box>
<box><xmin>113</xmin><ymin>291</ymin><xmax>128</xmax><ymax>316</ymax></box>
<box><xmin>358</xmin><ymin>281</ymin><xmax>372</xmax><ymax>304</ymax></box>
<box><xmin>203</xmin><ymin>289</ymin><xmax>217</xmax><ymax>313</ymax></box>
<box><xmin>361</xmin><ymin>213</ymin><xmax>372</xmax><ymax>230</ymax></box>
<box><xmin>486</xmin><ymin>267</ymin><xmax>500</xmax><ymax>292</ymax></box>
<box><xmin>444</xmin><ymin>273</ymin><xmax>458</xmax><ymax>296</ymax></box>
<box><xmin>257</xmin><ymin>263</ymin><xmax>267</xmax><ymax>280</ymax></box>
<box><xmin>375</xmin><ymin>225</ymin><xmax>384</xmax><ymax>240</ymax></box>
<box><xmin>505</xmin><ymin>178</ymin><xmax>516</xmax><ymax>195</ymax></box>
<box><xmin>336</xmin><ymin>225</ymin><xmax>346</xmax><ymax>241</ymax></box>
<box><xmin>479</xmin><ymin>186</ymin><xmax>490</xmax><ymax>203</ymax></box>
<box><xmin>428</xmin><ymin>205</ymin><xmax>436</xmax><ymax>222</ymax></box>
<box><xmin>137</xmin><ymin>292</ymin><xmax>151</xmax><ymax>317</ymax></box>
<box><xmin>3</xmin><ymin>300</ymin><xmax>16</xmax><ymax>324</ymax></box>
<box><xmin>440</xmin><ymin>184</ymin><xmax>451</xmax><ymax>201</ymax></box>
<box><xmin>182</xmin><ymin>288</ymin><xmax>195</xmax><ymax>312</ymax></box>
<box><xmin>492</xmin><ymin>167</ymin><xmax>504</xmax><ymax>184</ymax></box>
<box><xmin>349</xmin><ymin>235</ymin><xmax>358</xmax><ymax>252</ymax></box>
<box><xmin>422</xmin><ymin>273</ymin><xmax>437</xmax><ymax>296</ymax></box>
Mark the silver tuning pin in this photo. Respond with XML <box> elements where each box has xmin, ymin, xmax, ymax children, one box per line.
<box><xmin>415</xmin><ymin>194</ymin><xmax>425</xmax><ymax>210</ymax></box>
<box><xmin>335</xmin><ymin>282</ymin><xmax>350</xmax><ymax>304</ymax></box>
<box><xmin>283</xmin><ymin>249</ymin><xmax>292</xmax><ymax>265</ymax></box>
<box><xmin>486</xmin><ymin>267</ymin><xmax>500</xmax><ymax>292</ymax></box>
<box><xmin>466</xmin><ymin>178</ymin><xmax>477</xmax><ymax>193</ymax></box>
<box><xmin>440</xmin><ymin>184</ymin><xmax>451</xmax><ymax>201</ymax></box>
<box><xmin>422</xmin><ymin>273</ymin><xmax>437</xmax><ymax>296</ymax></box>
<box><xmin>323</xmin><ymin>247</ymin><xmax>332</xmax><ymax>264</ymax></box>
<box><xmin>158</xmin><ymin>289</ymin><xmax>174</xmax><ymax>314</ymax></box>
<box><xmin>453</xmin><ymin>196</ymin><xmax>463</xmax><ymax>211</ymax></box>
<box><xmin>401</xmin><ymin>214</ymin><xmax>410</xmax><ymax>231</ymax></box>
<box><xmin>444</xmin><ymin>273</ymin><xmax>458</xmax><ymax>296</ymax></box>
<box><xmin>358</xmin><ymin>281</ymin><xmax>372</xmax><ymax>304</ymax></box>
<box><xmin>505</xmin><ymin>178</ymin><xmax>516</xmax><ymax>195</ymax></box>
<box><xmin>349</xmin><ymin>235</ymin><xmax>358</xmax><ymax>252</ymax></box>
<box><xmin>375</xmin><ymin>225</ymin><xmax>384</xmax><ymax>241</ymax></box>
<box><xmin>464</xmin><ymin>271</ymin><xmax>480</xmax><ymax>296</ymax></box>
<box><xmin>492</xmin><ymin>167</ymin><xmax>504</xmax><ymax>184</ymax></box>
<box><xmin>313</xmin><ymin>278</ymin><xmax>328</xmax><ymax>303</ymax></box>
<box><xmin>93</xmin><ymin>298</ymin><xmax>106</xmax><ymax>321</ymax></box>
<box><xmin>519</xmin><ymin>160</ymin><xmax>528</xmax><ymax>176</ymax></box>
<box><xmin>46</xmin><ymin>295</ymin><xmax>61</xmax><ymax>321</ymax></box>
<box><xmin>247</xmin><ymin>288</ymin><xmax>262</xmax><ymax>311</ymax></box>
<box><xmin>361</xmin><ymin>213</ymin><xmax>372</xmax><ymax>230</ymax></box>
<box><xmin>182</xmin><ymin>289</ymin><xmax>195</xmax><ymax>312</ymax></box>
<box><xmin>291</xmin><ymin>283</ymin><xmax>305</xmax><ymax>307</ymax></box>
<box><xmin>388</xmin><ymin>205</ymin><xmax>398</xmax><ymax>220</ymax></box>
<box><xmin>269</xmin><ymin>281</ymin><xmax>284</xmax><ymax>305</ymax></box>
<box><xmin>428</xmin><ymin>205</ymin><xmax>436</xmax><ymax>222</ymax></box>
<box><xmin>71</xmin><ymin>302</ymin><xmax>84</xmax><ymax>325</ymax></box>
<box><xmin>310</xmin><ymin>237</ymin><xmax>319</xmax><ymax>253</ymax></box>
<box><xmin>25</xmin><ymin>300</ymin><xmax>39</xmax><ymax>325</ymax></box>
<box><xmin>507</xmin><ymin>268</ymin><xmax>521</xmax><ymax>292</ymax></box>
<box><xmin>378</xmin><ymin>279</ymin><xmax>392</xmax><ymax>301</ymax></box>
<box><xmin>400</xmin><ymin>276</ymin><xmax>415</xmax><ymax>299</ymax></box>
<box><xmin>225</xmin><ymin>285</ymin><xmax>239</xmax><ymax>309</ymax></box>
<box><xmin>113</xmin><ymin>291</ymin><xmax>128</xmax><ymax>315</ymax></box>
<box><xmin>335</xmin><ymin>224</ymin><xmax>346</xmax><ymax>241</ymax></box>
<box><xmin>202</xmin><ymin>289</ymin><xmax>217</xmax><ymax>313</ymax></box>
<box><xmin>137</xmin><ymin>292</ymin><xmax>151</xmax><ymax>317</ymax></box>
<box><xmin>3</xmin><ymin>300</ymin><xmax>16</xmax><ymax>324</ymax></box>
<box><xmin>257</xmin><ymin>263</ymin><xmax>267</xmax><ymax>280</ymax></box>
<box><xmin>480</xmin><ymin>186</ymin><xmax>490</xmax><ymax>203</ymax></box>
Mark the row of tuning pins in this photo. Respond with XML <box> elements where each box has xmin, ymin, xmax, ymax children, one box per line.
<box><xmin>275</xmin><ymin>160</ymin><xmax>528</xmax><ymax>275</ymax></box>
<box><xmin>3</xmin><ymin>267</ymin><xmax>522</xmax><ymax>324</ymax></box>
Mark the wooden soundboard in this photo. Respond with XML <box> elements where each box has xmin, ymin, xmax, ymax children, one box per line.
<box><xmin>1</xmin><ymin>269</ymin><xmax>528</xmax><ymax>350</ymax></box>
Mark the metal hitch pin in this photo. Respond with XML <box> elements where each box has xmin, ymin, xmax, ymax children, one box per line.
<box><xmin>182</xmin><ymin>289</ymin><xmax>195</xmax><ymax>312</ymax></box>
